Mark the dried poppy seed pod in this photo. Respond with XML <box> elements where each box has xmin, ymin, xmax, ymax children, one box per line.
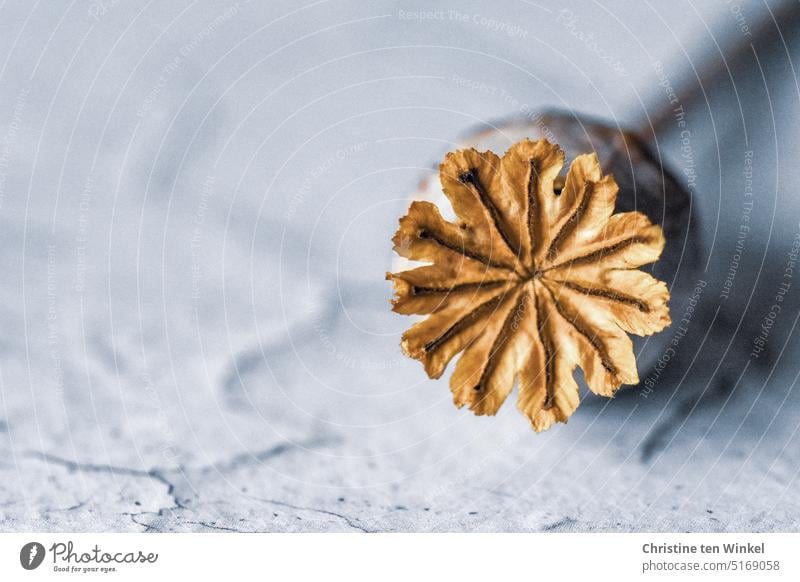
<box><xmin>394</xmin><ymin>111</ymin><xmax>701</xmax><ymax>384</ymax></box>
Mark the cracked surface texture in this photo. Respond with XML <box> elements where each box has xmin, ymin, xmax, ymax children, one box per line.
<box><xmin>1</xmin><ymin>0</ymin><xmax>800</xmax><ymax>532</ymax></box>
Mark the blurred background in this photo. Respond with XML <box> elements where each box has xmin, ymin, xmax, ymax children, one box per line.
<box><xmin>0</xmin><ymin>0</ymin><xmax>799</xmax><ymax>532</ymax></box>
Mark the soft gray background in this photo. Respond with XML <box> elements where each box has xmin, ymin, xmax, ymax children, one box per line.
<box><xmin>0</xmin><ymin>0</ymin><xmax>799</xmax><ymax>532</ymax></box>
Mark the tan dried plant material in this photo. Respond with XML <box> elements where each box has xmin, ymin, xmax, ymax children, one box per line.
<box><xmin>387</xmin><ymin>139</ymin><xmax>671</xmax><ymax>431</ymax></box>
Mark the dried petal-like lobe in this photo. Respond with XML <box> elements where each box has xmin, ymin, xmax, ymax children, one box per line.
<box><xmin>450</xmin><ymin>287</ymin><xmax>534</xmax><ymax>415</ymax></box>
<box><xmin>501</xmin><ymin>139</ymin><xmax>565</xmax><ymax>264</ymax></box>
<box><xmin>399</xmin><ymin>282</ymin><xmax>513</xmax><ymax>379</ymax></box>
<box><xmin>439</xmin><ymin>149</ymin><xmax>523</xmax><ymax>270</ymax></box>
<box><xmin>387</xmin><ymin>264</ymin><xmax>510</xmax><ymax>316</ymax></box>
<box><xmin>548</xmin><ymin>269</ymin><xmax>671</xmax><ymax>336</ymax></box>
<box><xmin>544</xmin><ymin>155</ymin><xmax>618</xmax><ymax>264</ymax></box>
<box><xmin>389</xmin><ymin>138</ymin><xmax>672</xmax><ymax>432</ymax></box>
<box><xmin>541</xmin><ymin>279</ymin><xmax>638</xmax><ymax>396</ymax></box>
<box><xmin>393</xmin><ymin>200</ymin><xmax>518</xmax><ymax>272</ymax></box>
<box><xmin>518</xmin><ymin>288</ymin><xmax>580</xmax><ymax>432</ymax></box>
<box><xmin>545</xmin><ymin>211</ymin><xmax>665</xmax><ymax>273</ymax></box>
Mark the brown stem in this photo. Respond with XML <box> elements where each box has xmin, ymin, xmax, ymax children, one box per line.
<box><xmin>642</xmin><ymin>0</ymin><xmax>800</xmax><ymax>137</ymax></box>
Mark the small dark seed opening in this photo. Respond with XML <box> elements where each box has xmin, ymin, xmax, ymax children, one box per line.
<box><xmin>458</xmin><ymin>169</ymin><xmax>477</xmax><ymax>184</ymax></box>
<box><xmin>553</xmin><ymin>175</ymin><xmax>566</xmax><ymax>196</ymax></box>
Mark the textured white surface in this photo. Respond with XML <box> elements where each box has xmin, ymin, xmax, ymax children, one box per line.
<box><xmin>1</xmin><ymin>0</ymin><xmax>799</xmax><ymax>532</ymax></box>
